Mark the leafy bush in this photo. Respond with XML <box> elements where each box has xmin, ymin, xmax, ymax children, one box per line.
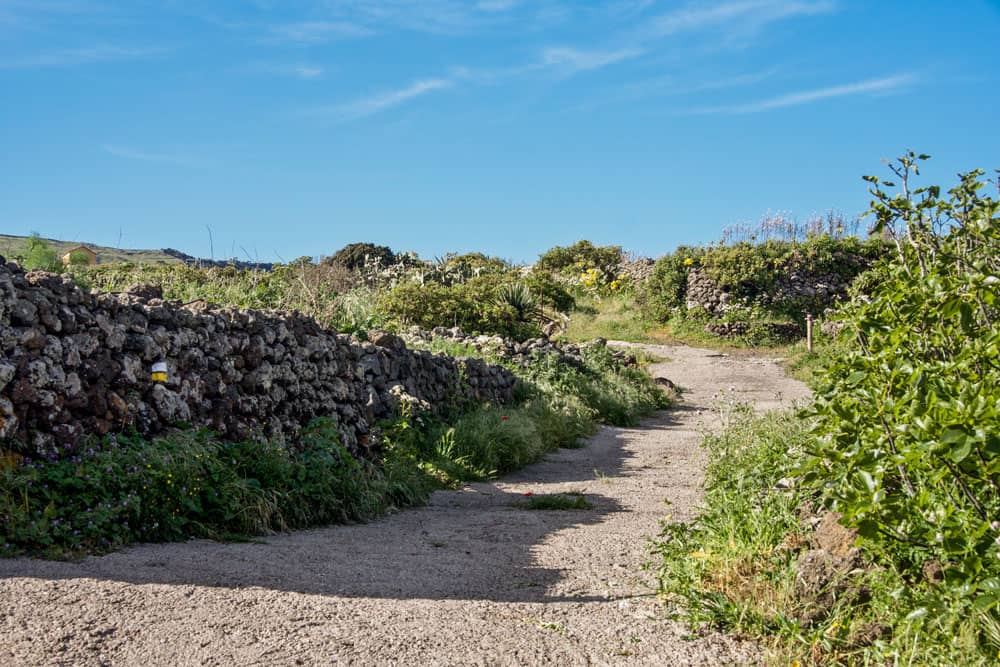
<box><xmin>378</xmin><ymin>276</ymin><xmax>542</xmax><ymax>339</ymax></box>
<box><xmin>519</xmin><ymin>344</ymin><xmax>668</xmax><ymax>427</ymax></box>
<box><xmin>436</xmin><ymin>252</ymin><xmax>510</xmax><ymax>277</ymax></box>
<box><xmin>642</xmin><ymin>236</ymin><xmax>885</xmax><ymax>322</ymax></box>
<box><xmin>536</xmin><ymin>240</ymin><xmax>622</xmax><ymax>284</ymax></box>
<box><xmin>523</xmin><ymin>270</ymin><xmax>576</xmax><ymax>312</ymax></box>
<box><xmin>650</xmin><ymin>407</ymin><xmax>939</xmax><ymax>665</ymax></box>
<box><xmin>325</xmin><ymin>242</ymin><xmax>396</xmax><ymax>270</ymax></box>
<box><xmin>17</xmin><ymin>233</ymin><xmax>63</xmax><ymax>272</ymax></box>
<box><xmin>639</xmin><ymin>246</ymin><xmax>704</xmax><ymax>321</ymax></box>
<box><xmin>802</xmin><ymin>155</ymin><xmax>1000</xmax><ymax>650</ymax></box>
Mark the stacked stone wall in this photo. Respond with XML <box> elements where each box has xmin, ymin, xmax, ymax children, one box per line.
<box><xmin>0</xmin><ymin>261</ymin><xmax>516</xmax><ymax>460</ymax></box>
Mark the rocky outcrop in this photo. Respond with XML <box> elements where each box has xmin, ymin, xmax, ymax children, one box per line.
<box><xmin>0</xmin><ymin>261</ymin><xmax>516</xmax><ymax>460</ymax></box>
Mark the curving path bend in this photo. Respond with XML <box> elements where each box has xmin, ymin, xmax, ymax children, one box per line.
<box><xmin>0</xmin><ymin>344</ymin><xmax>810</xmax><ymax>666</ymax></box>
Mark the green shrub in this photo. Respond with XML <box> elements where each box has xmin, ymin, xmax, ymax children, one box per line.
<box><xmin>802</xmin><ymin>155</ymin><xmax>1000</xmax><ymax>654</ymax></box>
<box><xmin>536</xmin><ymin>240</ymin><xmax>622</xmax><ymax>284</ymax></box>
<box><xmin>523</xmin><ymin>270</ymin><xmax>576</xmax><ymax>312</ymax></box>
<box><xmin>378</xmin><ymin>276</ymin><xmax>542</xmax><ymax>339</ymax></box>
<box><xmin>18</xmin><ymin>233</ymin><xmax>63</xmax><ymax>272</ymax></box>
<box><xmin>642</xmin><ymin>237</ymin><xmax>886</xmax><ymax>323</ymax></box>
<box><xmin>326</xmin><ymin>242</ymin><xmax>396</xmax><ymax>270</ymax></box>
<box><xmin>639</xmin><ymin>246</ymin><xmax>703</xmax><ymax>320</ymax></box>
<box><xmin>649</xmin><ymin>407</ymin><xmax>926</xmax><ymax>665</ymax></box>
<box><xmin>520</xmin><ymin>344</ymin><xmax>668</xmax><ymax>427</ymax></box>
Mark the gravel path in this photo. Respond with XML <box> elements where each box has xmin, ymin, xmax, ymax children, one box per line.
<box><xmin>0</xmin><ymin>344</ymin><xmax>810</xmax><ymax>666</ymax></box>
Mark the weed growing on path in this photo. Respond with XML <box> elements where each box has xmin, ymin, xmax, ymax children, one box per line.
<box><xmin>515</xmin><ymin>492</ymin><xmax>592</xmax><ymax>511</ymax></box>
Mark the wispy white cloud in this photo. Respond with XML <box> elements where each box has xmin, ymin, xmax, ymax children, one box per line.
<box><xmin>477</xmin><ymin>0</ymin><xmax>520</xmax><ymax>11</ymax></box>
<box><xmin>0</xmin><ymin>45</ymin><xmax>164</xmax><ymax>68</ymax></box>
<box><xmin>449</xmin><ymin>44</ymin><xmax>642</xmax><ymax>86</ymax></box>
<box><xmin>267</xmin><ymin>20</ymin><xmax>373</xmax><ymax>43</ymax></box>
<box><xmin>307</xmin><ymin>77</ymin><xmax>453</xmax><ymax>121</ymax></box>
<box><xmin>249</xmin><ymin>62</ymin><xmax>325</xmax><ymax>79</ymax></box>
<box><xmin>691</xmin><ymin>73</ymin><xmax>917</xmax><ymax>114</ymax></box>
<box><xmin>621</xmin><ymin>68</ymin><xmax>778</xmax><ymax>99</ymax></box>
<box><xmin>540</xmin><ymin>46</ymin><xmax>642</xmax><ymax>73</ymax></box>
<box><xmin>567</xmin><ymin>67</ymin><xmax>778</xmax><ymax>113</ymax></box>
<box><xmin>102</xmin><ymin>144</ymin><xmax>208</xmax><ymax>167</ymax></box>
<box><xmin>639</xmin><ymin>0</ymin><xmax>836</xmax><ymax>40</ymax></box>
<box><xmin>298</xmin><ymin>0</ymin><xmax>551</xmax><ymax>35</ymax></box>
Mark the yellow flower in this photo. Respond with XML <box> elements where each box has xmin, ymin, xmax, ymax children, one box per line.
<box><xmin>683</xmin><ymin>257</ymin><xmax>695</xmax><ymax>266</ymax></box>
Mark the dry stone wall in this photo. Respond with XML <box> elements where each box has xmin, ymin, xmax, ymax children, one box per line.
<box><xmin>0</xmin><ymin>261</ymin><xmax>516</xmax><ymax>460</ymax></box>
<box><xmin>684</xmin><ymin>265</ymin><xmax>862</xmax><ymax>316</ymax></box>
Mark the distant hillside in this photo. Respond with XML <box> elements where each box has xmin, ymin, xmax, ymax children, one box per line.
<box><xmin>0</xmin><ymin>235</ymin><xmax>274</xmax><ymax>270</ymax></box>
<box><xmin>0</xmin><ymin>234</ymin><xmax>182</xmax><ymax>266</ymax></box>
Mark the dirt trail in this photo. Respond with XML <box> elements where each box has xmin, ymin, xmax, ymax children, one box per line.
<box><xmin>0</xmin><ymin>344</ymin><xmax>810</xmax><ymax>666</ymax></box>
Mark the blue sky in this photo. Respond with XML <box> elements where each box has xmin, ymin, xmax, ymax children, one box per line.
<box><xmin>1</xmin><ymin>0</ymin><xmax>998</xmax><ymax>263</ymax></box>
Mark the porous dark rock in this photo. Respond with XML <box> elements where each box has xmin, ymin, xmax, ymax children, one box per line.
<box><xmin>684</xmin><ymin>257</ymin><xmax>871</xmax><ymax>317</ymax></box>
<box><xmin>0</xmin><ymin>263</ymin><xmax>516</xmax><ymax>459</ymax></box>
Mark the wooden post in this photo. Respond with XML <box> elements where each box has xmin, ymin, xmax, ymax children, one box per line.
<box><xmin>806</xmin><ymin>314</ymin><xmax>814</xmax><ymax>353</ymax></box>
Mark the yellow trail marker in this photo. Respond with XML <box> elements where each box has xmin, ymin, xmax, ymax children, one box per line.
<box><xmin>151</xmin><ymin>361</ymin><xmax>168</xmax><ymax>383</ymax></box>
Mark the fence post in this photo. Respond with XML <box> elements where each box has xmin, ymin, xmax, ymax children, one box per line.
<box><xmin>806</xmin><ymin>314</ymin><xmax>814</xmax><ymax>353</ymax></box>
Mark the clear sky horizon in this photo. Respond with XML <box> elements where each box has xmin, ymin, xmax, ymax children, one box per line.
<box><xmin>2</xmin><ymin>0</ymin><xmax>998</xmax><ymax>264</ymax></box>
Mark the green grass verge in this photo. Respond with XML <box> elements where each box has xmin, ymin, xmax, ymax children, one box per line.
<box><xmin>562</xmin><ymin>294</ymin><xmax>674</xmax><ymax>344</ymax></box>
<box><xmin>648</xmin><ymin>405</ymin><xmax>1000</xmax><ymax>666</ymax></box>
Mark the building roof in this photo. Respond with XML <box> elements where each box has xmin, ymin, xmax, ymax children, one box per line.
<box><xmin>62</xmin><ymin>245</ymin><xmax>97</xmax><ymax>257</ymax></box>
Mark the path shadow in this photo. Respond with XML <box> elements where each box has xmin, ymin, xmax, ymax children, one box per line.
<box><xmin>0</xmin><ymin>415</ymin><xmax>668</xmax><ymax>605</ymax></box>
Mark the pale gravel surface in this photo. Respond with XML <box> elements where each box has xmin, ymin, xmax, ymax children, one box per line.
<box><xmin>0</xmin><ymin>344</ymin><xmax>810</xmax><ymax>666</ymax></box>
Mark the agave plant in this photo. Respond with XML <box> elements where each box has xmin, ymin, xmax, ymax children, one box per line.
<box><xmin>495</xmin><ymin>282</ymin><xmax>541</xmax><ymax>322</ymax></box>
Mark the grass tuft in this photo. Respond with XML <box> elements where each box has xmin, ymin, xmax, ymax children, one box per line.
<box><xmin>515</xmin><ymin>492</ymin><xmax>592</xmax><ymax>510</ymax></box>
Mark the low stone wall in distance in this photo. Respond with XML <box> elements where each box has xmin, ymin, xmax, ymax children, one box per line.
<box><xmin>0</xmin><ymin>261</ymin><xmax>516</xmax><ymax>460</ymax></box>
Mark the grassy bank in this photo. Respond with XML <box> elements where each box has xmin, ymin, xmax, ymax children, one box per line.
<box><xmin>649</xmin><ymin>406</ymin><xmax>998</xmax><ymax>665</ymax></box>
